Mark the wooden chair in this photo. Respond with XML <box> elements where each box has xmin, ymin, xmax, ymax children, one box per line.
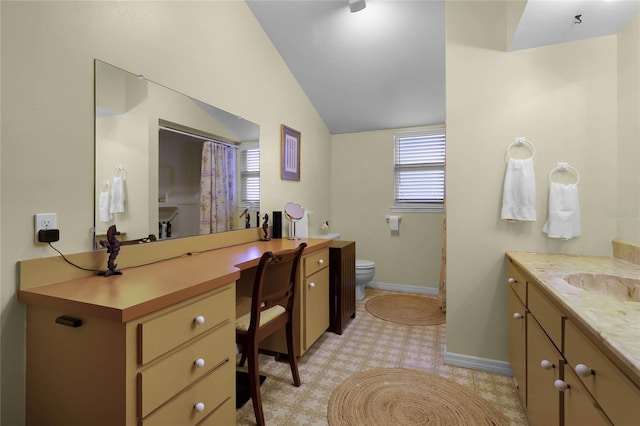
<box><xmin>235</xmin><ymin>242</ymin><xmax>307</xmax><ymax>425</ymax></box>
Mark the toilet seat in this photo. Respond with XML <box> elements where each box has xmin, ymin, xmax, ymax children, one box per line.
<box><xmin>356</xmin><ymin>259</ymin><xmax>375</xmax><ymax>269</ymax></box>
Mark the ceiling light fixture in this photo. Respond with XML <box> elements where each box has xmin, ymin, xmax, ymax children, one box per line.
<box><xmin>349</xmin><ymin>0</ymin><xmax>366</xmax><ymax>13</ymax></box>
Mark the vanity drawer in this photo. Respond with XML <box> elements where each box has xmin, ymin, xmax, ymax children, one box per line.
<box><xmin>138</xmin><ymin>285</ymin><xmax>234</xmax><ymax>365</ymax></box>
<box><xmin>304</xmin><ymin>249</ymin><xmax>329</xmax><ymax>277</ymax></box>
<box><xmin>507</xmin><ymin>262</ymin><xmax>527</xmax><ymax>304</ymax></box>
<box><xmin>138</xmin><ymin>321</ymin><xmax>233</xmax><ymax>417</ymax></box>
<box><xmin>527</xmin><ymin>282</ymin><xmax>563</xmax><ymax>350</ymax></box>
<box><xmin>140</xmin><ymin>362</ymin><xmax>233</xmax><ymax>426</ymax></box>
<box><xmin>564</xmin><ymin>319</ymin><xmax>640</xmax><ymax>426</ymax></box>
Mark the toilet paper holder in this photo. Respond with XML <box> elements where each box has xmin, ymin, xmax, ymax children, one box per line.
<box><xmin>385</xmin><ymin>215</ymin><xmax>402</xmax><ymax>232</ymax></box>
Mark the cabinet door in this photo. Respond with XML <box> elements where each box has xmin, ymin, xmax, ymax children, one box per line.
<box><xmin>563</xmin><ymin>368</ymin><xmax>612</xmax><ymax>426</ymax></box>
<box><xmin>508</xmin><ymin>287</ymin><xmax>527</xmax><ymax>405</ymax></box>
<box><xmin>527</xmin><ymin>314</ymin><xmax>562</xmax><ymax>425</ymax></box>
<box><xmin>304</xmin><ymin>266</ymin><xmax>329</xmax><ymax>350</ymax></box>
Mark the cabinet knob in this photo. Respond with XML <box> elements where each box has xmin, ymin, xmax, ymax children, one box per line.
<box><xmin>540</xmin><ymin>360</ymin><xmax>554</xmax><ymax>370</ymax></box>
<box><xmin>309</xmin><ymin>282</ymin><xmax>315</xmax><ymax>288</ymax></box>
<box><xmin>318</xmin><ymin>259</ymin><xmax>324</xmax><ymax>265</ymax></box>
<box><xmin>508</xmin><ymin>277</ymin><xmax>516</xmax><ymax>284</ymax></box>
<box><xmin>194</xmin><ymin>315</ymin><xmax>206</xmax><ymax>325</ymax></box>
<box><xmin>513</xmin><ymin>312</ymin><xmax>523</xmax><ymax>319</ymax></box>
<box><xmin>554</xmin><ymin>379</ymin><xmax>569</xmax><ymax>391</ymax></box>
<box><xmin>194</xmin><ymin>402</ymin><xmax>205</xmax><ymax>412</ymax></box>
<box><xmin>194</xmin><ymin>358</ymin><xmax>205</xmax><ymax>368</ymax></box>
<box><xmin>575</xmin><ymin>363</ymin><xmax>593</xmax><ymax>377</ymax></box>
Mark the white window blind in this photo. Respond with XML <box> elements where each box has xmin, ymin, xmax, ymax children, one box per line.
<box><xmin>393</xmin><ymin>128</ymin><xmax>445</xmax><ymax>212</ymax></box>
<box><xmin>240</xmin><ymin>147</ymin><xmax>260</xmax><ymax>206</ymax></box>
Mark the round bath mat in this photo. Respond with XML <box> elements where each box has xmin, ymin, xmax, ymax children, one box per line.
<box><xmin>365</xmin><ymin>294</ymin><xmax>445</xmax><ymax>325</ymax></box>
<box><xmin>327</xmin><ymin>368</ymin><xmax>508</xmax><ymax>426</ymax></box>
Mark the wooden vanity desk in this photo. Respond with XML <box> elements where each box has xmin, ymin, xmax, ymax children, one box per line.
<box><xmin>18</xmin><ymin>230</ymin><xmax>331</xmax><ymax>426</ymax></box>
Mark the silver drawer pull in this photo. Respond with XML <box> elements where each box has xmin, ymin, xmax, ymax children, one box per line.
<box><xmin>194</xmin><ymin>402</ymin><xmax>205</xmax><ymax>412</ymax></box>
<box><xmin>194</xmin><ymin>315</ymin><xmax>206</xmax><ymax>325</ymax></box>
<box><xmin>309</xmin><ymin>282</ymin><xmax>316</xmax><ymax>288</ymax></box>
<box><xmin>318</xmin><ymin>259</ymin><xmax>324</xmax><ymax>265</ymax></box>
<box><xmin>508</xmin><ymin>277</ymin><xmax>516</xmax><ymax>284</ymax></box>
<box><xmin>575</xmin><ymin>363</ymin><xmax>594</xmax><ymax>377</ymax></box>
<box><xmin>540</xmin><ymin>360</ymin><xmax>554</xmax><ymax>370</ymax></box>
<box><xmin>513</xmin><ymin>312</ymin><xmax>523</xmax><ymax>319</ymax></box>
<box><xmin>194</xmin><ymin>358</ymin><xmax>205</xmax><ymax>368</ymax></box>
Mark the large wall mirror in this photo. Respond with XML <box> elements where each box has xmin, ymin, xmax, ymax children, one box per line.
<box><xmin>94</xmin><ymin>60</ymin><xmax>260</xmax><ymax>249</ymax></box>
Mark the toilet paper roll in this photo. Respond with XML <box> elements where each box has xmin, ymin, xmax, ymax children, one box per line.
<box><xmin>389</xmin><ymin>215</ymin><xmax>400</xmax><ymax>231</ymax></box>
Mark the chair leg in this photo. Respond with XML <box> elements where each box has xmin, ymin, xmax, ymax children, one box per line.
<box><xmin>247</xmin><ymin>342</ymin><xmax>265</xmax><ymax>426</ymax></box>
<box><xmin>239</xmin><ymin>351</ymin><xmax>247</xmax><ymax>367</ymax></box>
<box><xmin>285</xmin><ymin>321</ymin><xmax>301</xmax><ymax>387</ymax></box>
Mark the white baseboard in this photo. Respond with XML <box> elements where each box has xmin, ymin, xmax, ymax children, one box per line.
<box><xmin>444</xmin><ymin>349</ymin><xmax>513</xmax><ymax>376</ymax></box>
<box><xmin>366</xmin><ymin>281</ymin><xmax>438</xmax><ymax>296</ymax></box>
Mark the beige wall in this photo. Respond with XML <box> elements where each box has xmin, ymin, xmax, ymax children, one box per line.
<box><xmin>446</xmin><ymin>1</ymin><xmax>632</xmax><ymax>365</ymax></box>
<box><xmin>331</xmin><ymin>127</ymin><xmax>443</xmax><ymax>290</ymax></box>
<box><xmin>617</xmin><ymin>14</ymin><xmax>640</xmax><ymax>243</ymax></box>
<box><xmin>0</xmin><ymin>1</ymin><xmax>330</xmax><ymax>424</ymax></box>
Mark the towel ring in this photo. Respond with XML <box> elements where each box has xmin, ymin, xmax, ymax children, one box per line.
<box><xmin>506</xmin><ymin>138</ymin><xmax>535</xmax><ymax>161</ymax></box>
<box><xmin>549</xmin><ymin>162</ymin><xmax>580</xmax><ymax>185</ymax></box>
<box><xmin>113</xmin><ymin>164</ymin><xmax>126</xmax><ymax>179</ymax></box>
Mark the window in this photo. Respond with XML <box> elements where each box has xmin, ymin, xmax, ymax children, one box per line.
<box><xmin>393</xmin><ymin>127</ymin><xmax>445</xmax><ymax>212</ymax></box>
<box><xmin>239</xmin><ymin>144</ymin><xmax>260</xmax><ymax>207</ymax></box>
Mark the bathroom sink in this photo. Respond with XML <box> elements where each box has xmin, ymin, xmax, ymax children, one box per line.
<box><xmin>564</xmin><ymin>273</ymin><xmax>640</xmax><ymax>302</ymax></box>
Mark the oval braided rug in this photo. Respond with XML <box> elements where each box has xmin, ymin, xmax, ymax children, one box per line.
<box><xmin>327</xmin><ymin>368</ymin><xmax>508</xmax><ymax>426</ymax></box>
<box><xmin>365</xmin><ymin>294</ymin><xmax>445</xmax><ymax>325</ymax></box>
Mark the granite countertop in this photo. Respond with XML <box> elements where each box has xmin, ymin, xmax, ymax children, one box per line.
<box><xmin>506</xmin><ymin>251</ymin><xmax>640</xmax><ymax>384</ymax></box>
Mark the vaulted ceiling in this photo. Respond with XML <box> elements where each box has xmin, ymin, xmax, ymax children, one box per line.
<box><xmin>248</xmin><ymin>0</ymin><xmax>639</xmax><ymax>134</ymax></box>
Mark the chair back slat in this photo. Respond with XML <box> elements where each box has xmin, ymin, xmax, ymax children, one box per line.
<box><xmin>247</xmin><ymin>243</ymin><xmax>306</xmax><ymax>334</ymax></box>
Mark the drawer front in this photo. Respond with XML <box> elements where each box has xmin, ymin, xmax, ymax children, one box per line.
<box><xmin>508</xmin><ymin>287</ymin><xmax>527</xmax><ymax>405</ymax></box>
<box><xmin>563</xmin><ymin>367</ymin><xmax>612</xmax><ymax>426</ymax></box>
<box><xmin>507</xmin><ymin>262</ymin><xmax>527</xmax><ymax>304</ymax></box>
<box><xmin>564</xmin><ymin>319</ymin><xmax>640</xmax><ymax>426</ymax></box>
<box><xmin>527</xmin><ymin>283</ymin><xmax>563</xmax><ymax>350</ymax></box>
<box><xmin>304</xmin><ymin>266</ymin><xmax>330</xmax><ymax>350</ymax></box>
<box><xmin>196</xmin><ymin>397</ymin><xmax>235</xmax><ymax>426</ymax></box>
<box><xmin>139</xmin><ymin>285</ymin><xmax>234</xmax><ymax>365</ymax></box>
<box><xmin>527</xmin><ymin>314</ymin><xmax>562</xmax><ymax>425</ymax></box>
<box><xmin>139</xmin><ymin>322</ymin><xmax>234</xmax><ymax>417</ymax></box>
<box><xmin>140</xmin><ymin>362</ymin><xmax>234</xmax><ymax>426</ymax></box>
<box><xmin>304</xmin><ymin>249</ymin><xmax>329</xmax><ymax>277</ymax></box>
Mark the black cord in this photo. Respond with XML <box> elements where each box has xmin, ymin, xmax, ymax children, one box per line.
<box><xmin>48</xmin><ymin>242</ymin><xmax>102</xmax><ymax>272</ymax></box>
<box><xmin>47</xmin><ymin>243</ymin><xmax>206</xmax><ymax>273</ymax></box>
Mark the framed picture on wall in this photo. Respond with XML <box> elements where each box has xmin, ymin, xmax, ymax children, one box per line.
<box><xmin>281</xmin><ymin>124</ymin><xmax>301</xmax><ymax>181</ymax></box>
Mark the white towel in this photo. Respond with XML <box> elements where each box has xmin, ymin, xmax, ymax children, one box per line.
<box><xmin>501</xmin><ymin>158</ymin><xmax>536</xmax><ymax>221</ymax></box>
<box><xmin>99</xmin><ymin>190</ymin><xmax>112</xmax><ymax>222</ymax></box>
<box><xmin>543</xmin><ymin>182</ymin><xmax>580</xmax><ymax>239</ymax></box>
<box><xmin>109</xmin><ymin>175</ymin><xmax>125</xmax><ymax>214</ymax></box>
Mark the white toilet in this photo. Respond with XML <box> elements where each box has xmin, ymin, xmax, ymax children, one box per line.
<box><xmin>355</xmin><ymin>259</ymin><xmax>375</xmax><ymax>301</ymax></box>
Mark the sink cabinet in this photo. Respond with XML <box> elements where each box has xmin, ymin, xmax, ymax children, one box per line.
<box><xmin>507</xmin><ymin>258</ymin><xmax>640</xmax><ymax>426</ymax></box>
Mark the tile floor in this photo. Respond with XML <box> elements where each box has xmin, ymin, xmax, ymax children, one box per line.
<box><xmin>236</xmin><ymin>289</ymin><xmax>529</xmax><ymax>425</ymax></box>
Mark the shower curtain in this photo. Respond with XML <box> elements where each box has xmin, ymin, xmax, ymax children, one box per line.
<box><xmin>438</xmin><ymin>193</ymin><xmax>446</xmax><ymax>312</ymax></box>
<box><xmin>199</xmin><ymin>141</ymin><xmax>237</xmax><ymax>234</ymax></box>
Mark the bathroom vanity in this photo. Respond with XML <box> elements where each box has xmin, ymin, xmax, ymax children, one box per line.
<box><xmin>18</xmin><ymin>231</ymin><xmax>331</xmax><ymax>426</ymax></box>
<box><xmin>506</xmin><ymin>250</ymin><xmax>640</xmax><ymax>426</ymax></box>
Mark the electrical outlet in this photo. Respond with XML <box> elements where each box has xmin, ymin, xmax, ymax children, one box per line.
<box><xmin>35</xmin><ymin>213</ymin><xmax>58</xmax><ymax>243</ymax></box>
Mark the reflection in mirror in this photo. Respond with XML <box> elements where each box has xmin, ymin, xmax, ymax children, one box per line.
<box><xmin>94</xmin><ymin>60</ymin><xmax>260</xmax><ymax>249</ymax></box>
